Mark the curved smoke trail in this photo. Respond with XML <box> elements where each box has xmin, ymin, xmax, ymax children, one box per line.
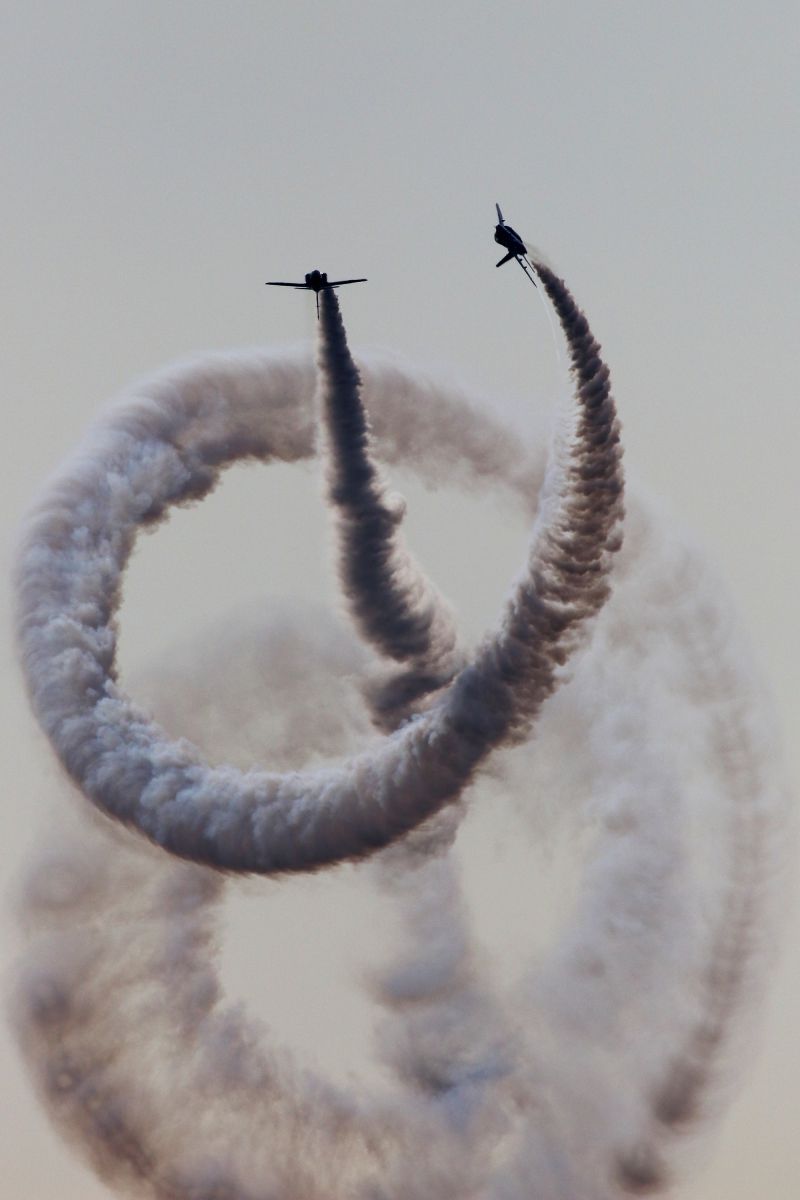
<box><xmin>316</xmin><ymin>287</ymin><xmax>461</xmax><ymax>675</ymax></box>
<box><xmin>11</xmin><ymin>266</ymin><xmax>788</xmax><ymax>1198</ymax></box>
<box><xmin>316</xmin><ymin>288</ymin><xmax>464</xmax><ymax>726</ymax></box>
<box><xmin>12</xmin><ymin>530</ymin><xmax>786</xmax><ymax>1200</ymax></box>
<box><xmin>14</xmin><ymin>268</ymin><xmax>621</xmax><ymax>874</ymax></box>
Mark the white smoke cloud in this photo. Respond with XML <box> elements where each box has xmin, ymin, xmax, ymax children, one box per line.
<box><xmin>10</xmin><ymin>272</ymin><xmax>789</xmax><ymax>1197</ymax></box>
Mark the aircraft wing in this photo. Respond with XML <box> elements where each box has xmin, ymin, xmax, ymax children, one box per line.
<box><xmin>328</xmin><ymin>278</ymin><xmax>367</xmax><ymax>287</ymax></box>
<box><xmin>265</xmin><ymin>281</ymin><xmax>310</xmax><ymax>289</ymax></box>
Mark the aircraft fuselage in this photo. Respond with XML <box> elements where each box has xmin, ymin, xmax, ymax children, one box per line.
<box><xmin>304</xmin><ymin>270</ymin><xmax>328</xmax><ymax>292</ymax></box>
<box><xmin>494</xmin><ymin>223</ymin><xmax>527</xmax><ymax>257</ymax></box>
<box><xmin>492</xmin><ymin>204</ymin><xmax>537</xmax><ymax>286</ymax></box>
<box><xmin>266</xmin><ymin>270</ymin><xmax>367</xmax><ymax>317</ymax></box>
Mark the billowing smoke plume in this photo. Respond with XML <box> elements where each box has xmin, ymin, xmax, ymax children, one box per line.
<box><xmin>11</xmin><ymin>265</ymin><xmax>789</xmax><ymax>1199</ymax></box>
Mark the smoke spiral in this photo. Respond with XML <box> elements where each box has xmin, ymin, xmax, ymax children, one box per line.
<box><xmin>11</xmin><ymin>266</ymin><xmax>788</xmax><ymax>1197</ymax></box>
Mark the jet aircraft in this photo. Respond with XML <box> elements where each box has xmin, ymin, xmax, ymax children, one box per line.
<box><xmin>493</xmin><ymin>204</ymin><xmax>537</xmax><ymax>287</ymax></box>
<box><xmin>266</xmin><ymin>269</ymin><xmax>367</xmax><ymax>317</ymax></box>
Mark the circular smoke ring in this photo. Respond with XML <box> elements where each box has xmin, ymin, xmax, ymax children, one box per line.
<box><xmin>13</xmin><ymin>285</ymin><xmax>786</xmax><ymax>1198</ymax></box>
<box><xmin>17</xmin><ymin>358</ymin><xmax>460</xmax><ymax>866</ymax></box>
<box><xmin>16</xmin><ymin>303</ymin><xmax>619</xmax><ymax>878</ymax></box>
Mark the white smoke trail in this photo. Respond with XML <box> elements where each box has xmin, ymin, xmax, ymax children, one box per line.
<box><xmin>11</xmin><ymin>281</ymin><xmax>788</xmax><ymax>1197</ymax></box>
<box><xmin>315</xmin><ymin>287</ymin><xmax>464</xmax><ymax>726</ymax></box>
<box><xmin>316</xmin><ymin>287</ymin><xmax>461</xmax><ymax>673</ymax></box>
<box><xmin>12</xmin><ymin>509</ymin><xmax>786</xmax><ymax>1198</ymax></box>
<box><xmin>14</xmin><ymin>267</ymin><xmax>622</xmax><ymax>875</ymax></box>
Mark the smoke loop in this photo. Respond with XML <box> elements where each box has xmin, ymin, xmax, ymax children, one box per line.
<box><xmin>11</xmin><ymin>272</ymin><xmax>788</xmax><ymax>1198</ymax></box>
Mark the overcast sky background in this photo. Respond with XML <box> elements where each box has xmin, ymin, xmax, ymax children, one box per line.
<box><xmin>2</xmin><ymin>3</ymin><xmax>798</xmax><ymax>1197</ymax></box>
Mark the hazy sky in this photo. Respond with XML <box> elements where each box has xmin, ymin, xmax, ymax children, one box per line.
<box><xmin>2</xmin><ymin>3</ymin><xmax>798</xmax><ymax>1197</ymax></box>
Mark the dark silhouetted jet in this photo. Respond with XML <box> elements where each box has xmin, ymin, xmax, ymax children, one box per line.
<box><xmin>493</xmin><ymin>204</ymin><xmax>537</xmax><ymax>287</ymax></box>
<box><xmin>266</xmin><ymin>270</ymin><xmax>367</xmax><ymax>317</ymax></box>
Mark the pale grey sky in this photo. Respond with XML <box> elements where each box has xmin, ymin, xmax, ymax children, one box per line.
<box><xmin>2</xmin><ymin>3</ymin><xmax>798</xmax><ymax>1197</ymax></box>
